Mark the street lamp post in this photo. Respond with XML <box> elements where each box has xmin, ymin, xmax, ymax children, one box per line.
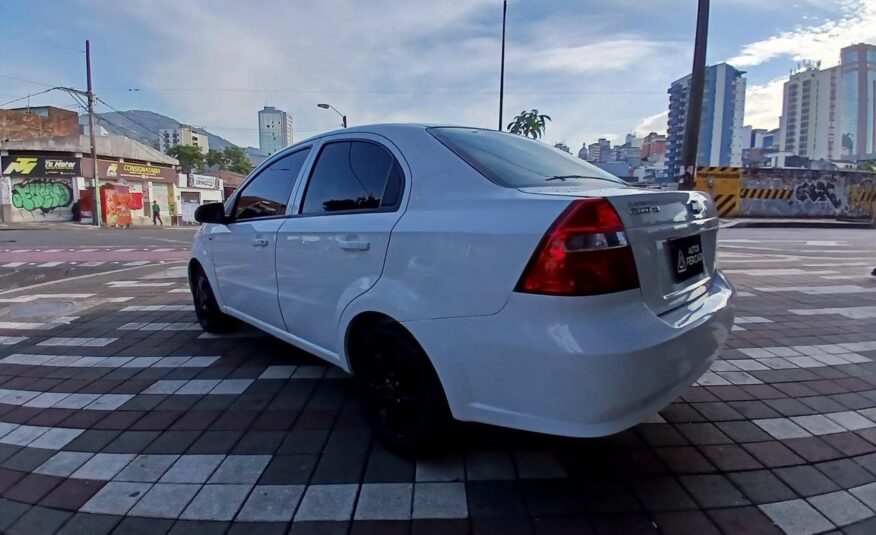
<box><xmin>317</xmin><ymin>103</ymin><xmax>347</xmax><ymax>128</ymax></box>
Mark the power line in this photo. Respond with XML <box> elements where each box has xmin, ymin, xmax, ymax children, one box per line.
<box><xmin>0</xmin><ymin>37</ymin><xmax>84</xmax><ymax>53</ymax></box>
<box><xmin>111</xmin><ymin>86</ymin><xmax>664</xmax><ymax>96</ymax></box>
<box><xmin>94</xmin><ymin>96</ymin><xmax>163</xmax><ymax>137</ymax></box>
<box><xmin>0</xmin><ymin>87</ymin><xmax>58</xmax><ymax>107</ymax></box>
<box><xmin>0</xmin><ymin>74</ymin><xmax>57</xmax><ymax>87</ymax></box>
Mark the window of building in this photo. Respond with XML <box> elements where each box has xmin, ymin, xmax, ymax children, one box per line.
<box><xmin>300</xmin><ymin>141</ymin><xmax>403</xmax><ymax>214</ymax></box>
<box><xmin>234</xmin><ymin>148</ymin><xmax>311</xmax><ymax>220</ymax></box>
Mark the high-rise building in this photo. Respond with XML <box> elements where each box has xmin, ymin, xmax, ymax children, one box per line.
<box><xmin>641</xmin><ymin>132</ymin><xmax>667</xmax><ymax>160</ymax></box>
<box><xmin>777</xmin><ymin>63</ymin><xmax>839</xmax><ymax>160</ymax></box>
<box><xmin>159</xmin><ymin>124</ymin><xmax>209</xmax><ymax>154</ymax></box>
<box><xmin>839</xmin><ymin>43</ymin><xmax>876</xmax><ymax>159</ymax></box>
<box><xmin>258</xmin><ymin>106</ymin><xmax>294</xmax><ymax>156</ymax></box>
<box><xmin>666</xmin><ymin>63</ymin><xmax>746</xmax><ymax>180</ymax></box>
<box><xmin>587</xmin><ymin>138</ymin><xmax>611</xmax><ymax>162</ymax></box>
<box><xmin>553</xmin><ymin>142</ymin><xmax>570</xmax><ymax>153</ymax></box>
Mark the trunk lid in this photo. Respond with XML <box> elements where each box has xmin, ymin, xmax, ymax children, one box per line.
<box><xmin>518</xmin><ymin>185</ymin><xmax>719</xmax><ymax>315</ymax></box>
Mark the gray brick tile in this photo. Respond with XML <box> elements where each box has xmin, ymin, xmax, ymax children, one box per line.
<box><xmin>355</xmin><ymin>483</ymin><xmax>412</xmax><ymax>520</ymax></box>
<box><xmin>71</xmin><ymin>453</ymin><xmax>136</xmax><ymax>481</ymax></box>
<box><xmin>294</xmin><ymin>484</ymin><xmax>358</xmax><ymax>521</ymax></box>
<box><xmin>159</xmin><ymin>455</ymin><xmax>224</xmax><ymax>483</ymax></box>
<box><xmin>207</xmin><ymin>454</ymin><xmax>271</xmax><ymax>484</ymax></box>
<box><xmin>33</xmin><ymin>451</ymin><xmax>94</xmax><ymax>478</ymax></box>
<box><xmin>179</xmin><ymin>484</ymin><xmax>252</xmax><ymax>521</ymax></box>
<box><xmin>807</xmin><ymin>490</ymin><xmax>873</xmax><ymax>526</ymax></box>
<box><xmin>465</xmin><ymin>451</ymin><xmax>515</xmax><ymax>481</ymax></box>
<box><xmin>412</xmin><ymin>482</ymin><xmax>468</xmax><ymax>519</ymax></box>
<box><xmin>236</xmin><ymin>484</ymin><xmax>304</xmax><ymax>522</ymax></box>
<box><xmin>114</xmin><ymin>454</ymin><xmax>179</xmax><ymax>482</ymax></box>
<box><xmin>760</xmin><ymin>499</ymin><xmax>834</xmax><ymax>535</ymax></box>
<box><xmin>128</xmin><ymin>483</ymin><xmax>200</xmax><ymax>519</ymax></box>
<box><xmin>513</xmin><ymin>451</ymin><xmax>567</xmax><ymax>479</ymax></box>
<box><xmin>415</xmin><ymin>455</ymin><xmax>465</xmax><ymax>482</ymax></box>
<box><xmin>80</xmin><ymin>481</ymin><xmax>151</xmax><ymax>515</ymax></box>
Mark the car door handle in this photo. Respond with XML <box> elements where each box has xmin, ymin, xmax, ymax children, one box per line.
<box><xmin>251</xmin><ymin>238</ymin><xmax>269</xmax><ymax>247</ymax></box>
<box><xmin>339</xmin><ymin>239</ymin><xmax>369</xmax><ymax>251</ymax></box>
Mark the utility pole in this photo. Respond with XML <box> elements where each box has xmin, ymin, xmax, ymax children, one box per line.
<box><xmin>342</xmin><ymin>115</ymin><xmax>347</xmax><ymax>128</ymax></box>
<box><xmin>679</xmin><ymin>0</ymin><xmax>710</xmax><ymax>191</ymax></box>
<box><xmin>498</xmin><ymin>0</ymin><xmax>507</xmax><ymax>131</ymax></box>
<box><xmin>86</xmin><ymin>40</ymin><xmax>101</xmax><ymax>226</ymax></box>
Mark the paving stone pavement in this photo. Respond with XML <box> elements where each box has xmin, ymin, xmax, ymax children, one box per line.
<box><xmin>1</xmin><ymin>229</ymin><xmax>876</xmax><ymax>534</ymax></box>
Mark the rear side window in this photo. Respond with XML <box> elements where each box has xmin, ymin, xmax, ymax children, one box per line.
<box><xmin>428</xmin><ymin>127</ymin><xmax>624</xmax><ymax>188</ymax></box>
<box><xmin>235</xmin><ymin>148</ymin><xmax>310</xmax><ymax>220</ymax></box>
<box><xmin>301</xmin><ymin>141</ymin><xmax>403</xmax><ymax>214</ymax></box>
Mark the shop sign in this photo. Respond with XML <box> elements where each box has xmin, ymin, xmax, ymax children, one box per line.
<box><xmin>82</xmin><ymin>158</ymin><xmax>177</xmax><ymax>182</ymax></box>
<box><xmin>1</xmin><ymin>155</ymin><xmax>81</xmax><ymax>177</ymax></box>
<box><xmin>188</xmin><ymin>174</ymin><xmax>219</xmax><ymax>189</ymax></box>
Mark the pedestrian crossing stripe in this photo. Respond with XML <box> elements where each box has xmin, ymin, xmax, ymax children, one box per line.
<box><xmin>740</xmin><ymin>188</ymin><xmax>793</xmax><ymax>200</ymax></box>
<box><xmin>713</xmin><ymin>193</ymin><xmax>738</xmax><ymax>217</ymax></box>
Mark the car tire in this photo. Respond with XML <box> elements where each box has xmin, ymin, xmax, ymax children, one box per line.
<box><xmin>191</xmin><ymin>266</ymin><xmax>233</xmax><ymax>333</ymax></box>
<box><xmin>354</xmin><ymin>324</ymin><xmax>451</xmax><ymax>457</ymax></box>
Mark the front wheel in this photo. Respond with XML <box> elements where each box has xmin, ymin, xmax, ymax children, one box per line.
<box><xmin>353</xmin><ymin>325</ymin><xmax>451</xmax><ymax>457</ymax></box>
<box><xmin>191</xmin><ymin>266</ymin><xmax>233</xmax><ymax>333</ymax></box>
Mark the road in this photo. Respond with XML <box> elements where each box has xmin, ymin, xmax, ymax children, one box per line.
<box><xmin>0</xmin><ymin>228</ymin><xmax>196</xmax><ymax>292</ymax></box>
<box><xmin>0</xmin><ymin>226</ymin><xmax>875</xmax><ymax>534</ymax></box>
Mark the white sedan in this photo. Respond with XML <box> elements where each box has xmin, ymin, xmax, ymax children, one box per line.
<box><xmin>190</xmin><ymin>124</ymin><xmax>735</xmax><ymax>455</ymax></box>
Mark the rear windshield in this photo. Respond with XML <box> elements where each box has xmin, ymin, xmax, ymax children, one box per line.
<box><xmin>428</xmin><ymin>127</ymin><xmax>626</xmax><ymax>188</ymax></box>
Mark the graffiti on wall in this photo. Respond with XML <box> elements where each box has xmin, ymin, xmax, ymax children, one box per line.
<box><xmin>732</xmin><ymin>168</ymin><xmax>876</xmax><ymax>218</ymax></box>
<box><xmin>793</xmin><ymin>180</ymin><xmax>843</xmax><ymax>209</ymax></box>
<box><xmin>10</xmin><ymin>178</ymin><xmax>75</xmax><ymax>221</ymax></box>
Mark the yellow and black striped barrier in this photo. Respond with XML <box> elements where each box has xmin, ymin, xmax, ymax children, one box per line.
<box><xmin>740</xmin><ymin>188</ymin><xmax>793</xmax><ymax>200</ymax></box>
<box><xmin>712</xmin><ymin>193</ymin><xmax>738</xmax><ymax>217</ymax></box>
<box><xmin>850</xmin><ymin>189</ymin><xmax>876</xmax><ymax>205</ymax></box>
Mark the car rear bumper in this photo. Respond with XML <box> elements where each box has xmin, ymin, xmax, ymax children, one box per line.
<box><xmin>402</xmin><ymin>271</ymin><xmax>735</xmax><ymax>437</ymax></box>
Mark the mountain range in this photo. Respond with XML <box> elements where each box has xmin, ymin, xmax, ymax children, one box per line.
<box><xmin>78</xmin><ymin>110</ymin><xmax>265</xmax><ymax>161</ymax></box>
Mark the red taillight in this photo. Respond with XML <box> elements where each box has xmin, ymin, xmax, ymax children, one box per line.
<box><xmin>516</xmin><ymin>198</ymin><xmax>640</xmax><ymax>296</ymax></box>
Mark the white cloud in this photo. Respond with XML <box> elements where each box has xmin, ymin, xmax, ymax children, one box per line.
<box><xmin>744</xmin><ymin>77</ymin><xmax>785</xmax><ymax>130</ymax></box>
<box><xmin>634</xmin><ymin>111</ymin><xmax>668</xmax><ymax>136</ymax></box>
<box><xmin>727</xmin><ymin>0</ymin><xmax>876</xmax><ymax>67</ymax></box>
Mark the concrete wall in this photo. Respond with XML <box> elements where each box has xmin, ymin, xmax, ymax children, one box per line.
<box><xmin>0</xmin><ymin>108</ymin><xmax>80</xmax><ymax>141</ymax></box>
<box><xmin>695</xmin><ymin>167</ymin><xmax>876</xmax><ymax>219</ymax></box>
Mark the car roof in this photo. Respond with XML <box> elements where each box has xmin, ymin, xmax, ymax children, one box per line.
<box><xmin>293</xmin><ymin>123</ymin><xmax>486</xmax><ymax>145</ymax></box>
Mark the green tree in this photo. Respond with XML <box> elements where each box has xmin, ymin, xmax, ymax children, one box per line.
<box><xmin>166</xmin><ymin>145</ymin><xmax>205</xmax><ymax>174</ymax></box>
<box><xmin>859</xmin><ymin>160</ymin><xmax>876</xmax><ymax>174</ymax></box>
<box><xmin>206</xmin><ymin>149</ymin><xmax>227</xmax><ymax>170</ymax></box>
<box><xmin>204</xmin><ymin>147</ymin><xmax>253</xmax><ymax>174</ymax></box>
<box><xmin>507</xmin><ymin>109</ymin><xmax>551</xmax><ymax>139</ymax></box>
<box><xmin>223</xmin><ymin>146</ymin><xmax>254</xmax><ymax>175</ymax></box>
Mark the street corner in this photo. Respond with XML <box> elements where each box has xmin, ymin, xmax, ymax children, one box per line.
<box><xmin>0</xmin><ymin>229</ymin><xmax>873</xmax><ymax>533</ymax></box>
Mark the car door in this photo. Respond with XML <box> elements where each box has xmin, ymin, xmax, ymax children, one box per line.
<box><xmin>210</xmin><ymin>147</ymin><xmax>311</xmax><ymax>330</ymax></box>
<box><xmin>276</xmin><ymin>136</ymin><xmax>406</xmax><ymax>358</ymax></box>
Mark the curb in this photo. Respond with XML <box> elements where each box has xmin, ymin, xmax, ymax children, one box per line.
<box><xmin>724</xmin><ymin>220</ymin><xmax>872</xmax><ymax>229</ymax></box>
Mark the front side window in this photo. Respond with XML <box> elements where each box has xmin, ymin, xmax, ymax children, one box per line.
<box><xmin>234</xmin><ymin>148</ymin><xmax>310</xmax><ymax>220</ymax></box>
<box><xmin>301</xmin><ymin>141</ymin><xmax>403</xmax><ymax>214</ymax></box>
<box><xmin>428</xmin><ymin>127</ymin><xmax>625</xmax><ymax>188</ymax></box>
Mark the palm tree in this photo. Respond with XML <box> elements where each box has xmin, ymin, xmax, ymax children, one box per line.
<box><xmin>507</xmin><ymin>109</ymin><xmax>551</xmax><ymax>139</ymax></box>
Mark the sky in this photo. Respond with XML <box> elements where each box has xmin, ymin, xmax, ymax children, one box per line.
<box><xmin>1</xmin><ymin>0</ymin><xmax>875</xmax><ymax>152</ymax></box>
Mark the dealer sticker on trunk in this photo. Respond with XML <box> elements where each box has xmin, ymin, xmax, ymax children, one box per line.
<box><xmin>669</xmin><ymin>234</ymin><xmax>705</xmax><ymax>282</ymax></box>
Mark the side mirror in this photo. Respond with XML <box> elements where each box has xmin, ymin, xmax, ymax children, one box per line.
<box><xmin>194</xmin><ymin>202</ymin><xmax>228</xmax><ymax>224</ymax></box>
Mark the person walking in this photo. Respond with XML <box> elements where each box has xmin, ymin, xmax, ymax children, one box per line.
<box><xmin>152</xmin><ymin>200</ymin><xmax>163</xmax><ymax>226</ymax></box>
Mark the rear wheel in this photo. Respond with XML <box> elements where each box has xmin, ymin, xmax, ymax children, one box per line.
<box><xmin>191</xmin><ymin>266</ymin><xmax>233</xmax><ymax>333</ymax></box>
<box><xmin>353</xmin><ymin>325</ymin><xmax>451</xmax><ymax>457</ymax></box>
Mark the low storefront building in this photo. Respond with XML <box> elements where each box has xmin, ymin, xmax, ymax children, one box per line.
<box><xmin>172</xmin><ymin>173</ymin><xmax>224</xmax><ymax>225</ymax></box>
<box><xmin>1</xmin><ymin>135</ymin><xmax>178</xmax><ymax>225</ymax></box>
<box><xmin>0</xmin><ymin>152</ymin><xmax>81</xmax><ymax>222</ymax></box>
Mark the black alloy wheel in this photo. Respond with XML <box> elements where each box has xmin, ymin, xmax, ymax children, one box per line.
<box><xmin>191</xmin><ymin>267</ymin><xmax>233</xmax><ymax>333</ymax></box>
<box><xmin>355</xmin><ymin>325</ymin><xmax>450</xmax><ymax>457</ymax></box>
